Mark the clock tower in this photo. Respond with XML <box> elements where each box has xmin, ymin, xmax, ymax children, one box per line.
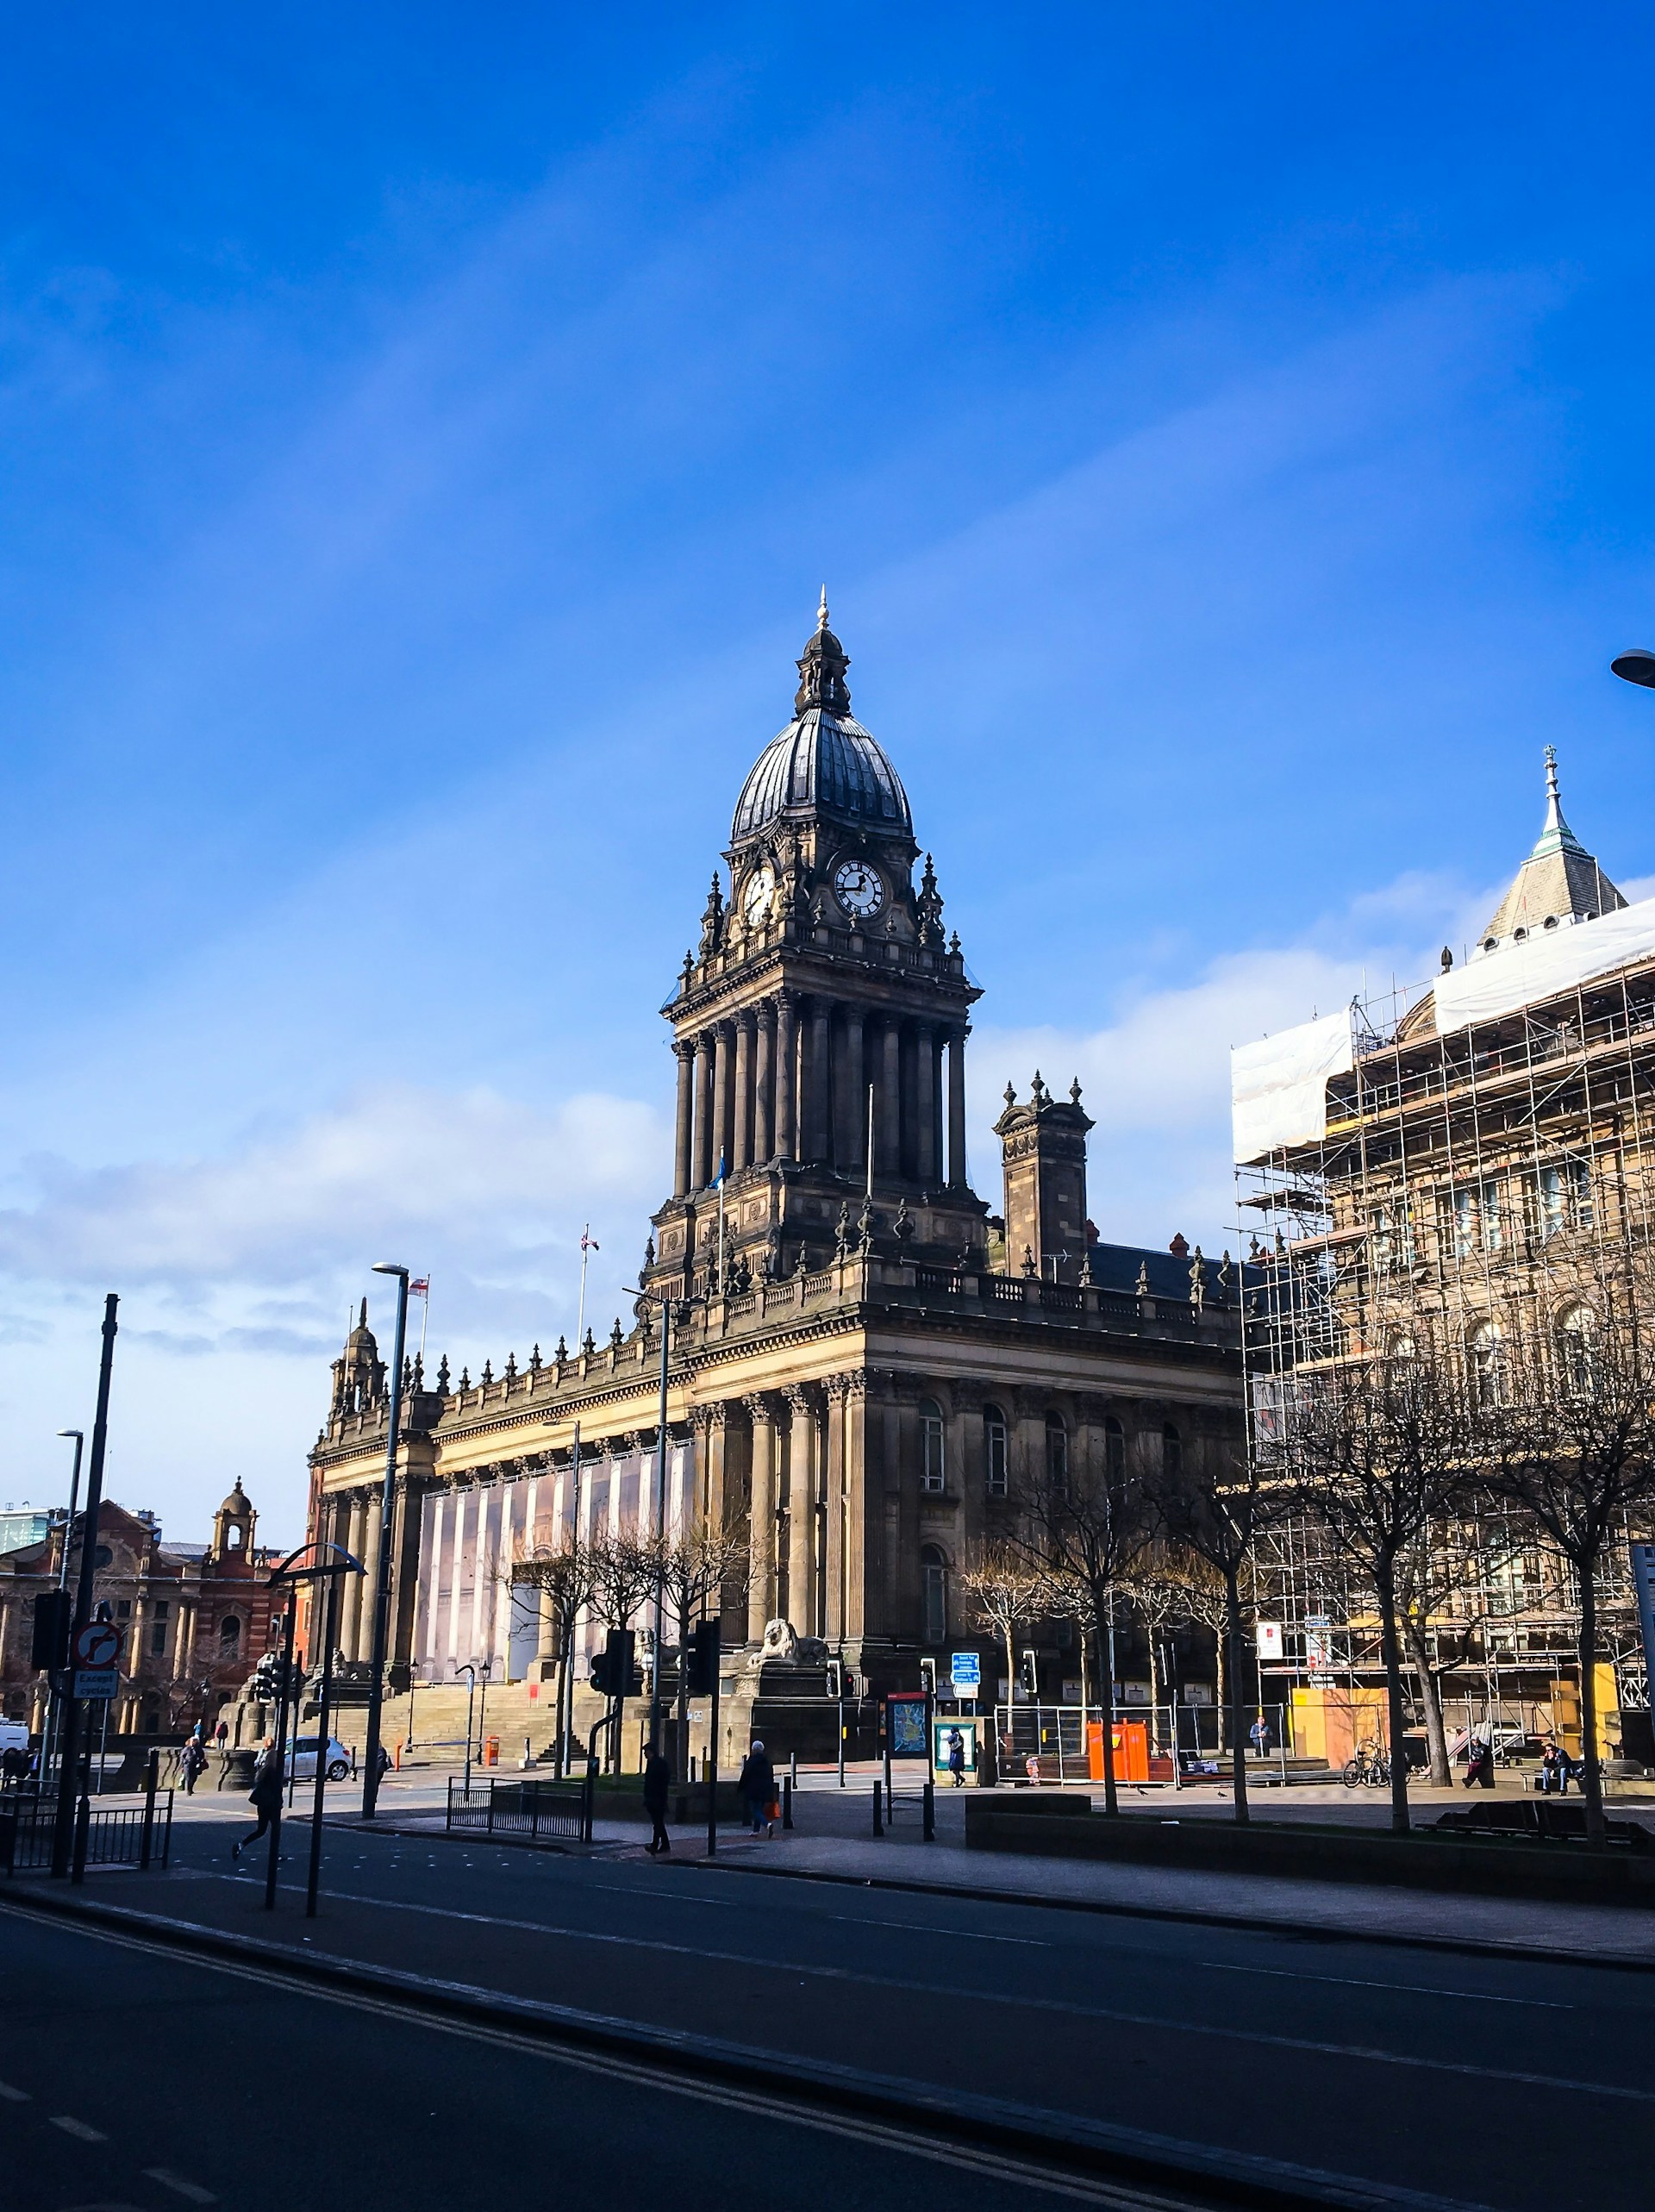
<box><xmin>646</xmin><ymin>596</ymin><xmax>987</xmax><ymax>1295</ymax></box>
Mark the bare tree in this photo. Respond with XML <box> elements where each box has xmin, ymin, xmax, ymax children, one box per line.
<box><xmin>1020</xmin><ymin>1433</ymin><xmax>1153</xmax><ymax>1815</ymax></box>
<box><xmin>958</xmin><ymin>1542</ymin><xmax>1051</xmax><ymax>1735</ymax></box>
<box><xmin>657</xmin><ymin>1523</ymin><xmax>746</xmax><ymax>1776</ymax></box>
<box><xmin>1146</xmin><ymin>1436</ymin><xmax>1289</xmax><ymax>1824</ymax></box>
<box><xmin>511</xmin><ymin>1537</ymin><xmax>596</xmax><ymax>1777</ymax></box>
<box><xmin>1486</xmin><ymin>1261</ymin><xmax>1655</xmax><ymax>1843</ymax></box>
<box><xmin>1272</xmin><ymin>1331</ymin><xmax>1472</xmax><ymax>1835</ymax></box>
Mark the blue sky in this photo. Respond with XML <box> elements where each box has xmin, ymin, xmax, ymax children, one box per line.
<box><xmin>3</xmin><ymin>6</ymin><xmax>1655</xmax><ymax>1542</ymax></box>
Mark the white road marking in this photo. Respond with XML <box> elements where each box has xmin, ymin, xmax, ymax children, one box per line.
<box><xmin>1204</xmin><ymin>1960</ymin><xmax>1570</xmax><ymax>2009</ymax></box>
<box><xmin>144</xmin><ymin>2168</ymin><xmax>219</xmax><ymax>2203</ymax></box>
<box><xmin>50</xmin><ymin>2115</ymin><xmax>108</xmax><ymax>2140</ymax></box>
<box><xmin>0</xmin><ymin>2080</ymin><xmax>29</xmax><ymax>2100</ymax></box>
<box><xmin>199</xmin><ymin>1876</ymin><xmax>1647</xmax><ymax>2103</ymax></box>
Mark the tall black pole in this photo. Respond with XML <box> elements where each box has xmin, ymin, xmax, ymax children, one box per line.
<box><xmin>306</xmin><ymin>1573</ymin><xmax>340</xmax><ymax>1919</ymax></box>
<box><xmin>40</xmin><ymin>1431</ymin><xmax>84</xmax><ymax>1795</ymax></box>
<box><xmin>362</xmin><ymin>1267</ymin><xmax>409</xmax><ymax>1819</ymax></box>
<box><xmin>647</xmin><ymin>1300</ymin><xmax>671</xmax><ymax>1758</ymax></box>
<box><xmin>265</xmin><ymin>1599</ymin><xmax>297</xmax><ymax>1910</ymax></box>
<box><xmin>53</xmin><ymin>1296</ymin><xmax>118</xmax><ymax>1878</ymax></box>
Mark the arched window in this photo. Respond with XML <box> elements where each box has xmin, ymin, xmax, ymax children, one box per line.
<box><xmin>218</xmin><ymin>1615</ymin><xmax>242</xmax><ymax>1653</ymax></box>
<box><xmin>1045</xmin><ymin>1414</ymin><xmax>1068</xmax><ymax>1488</ymax></box>
<box><xmin>1162</xmin><ymin>1422</ymin><xmax>1182</xmax><ymax>1478</ymax></box>
<box><xmin>1469</xmin><ymin>1321</ymin><xmax>1505</xmax><ymax>1409</ymax></box>
<box><xmin>919</xmin><ymin>1398</ymin><xmax>946</xmax><ymax>1493</ymax></box>
<box><xmin>1557</xmin><ymin>1303</ymin><xmax>1596</xmax><ymax>1397</ymax></box>
<box><xmin>984</xmin><ymin>1404</ymin><xmax>1009</xmax><ymax>1497</ymax></box>
<box><xmin>1104</xmin><ymin>1415</ymin><xmax>1125</xmax><ymax>1482</ymax></box>
<box><xmin>921</xmin><ymin>1545</ymin><xmax>948</xmax><ymax>1645</ymax></box>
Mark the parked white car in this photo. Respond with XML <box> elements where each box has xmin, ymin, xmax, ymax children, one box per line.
<box><xmin>0</xmin><ymin>1718</ymin><xmax>30</xmax><ymax>1756</ymax></box>
<box><xmin>284</xmin><ymin>1734</ymin><xmax>352</xmax><ymax>1782</ymax></box>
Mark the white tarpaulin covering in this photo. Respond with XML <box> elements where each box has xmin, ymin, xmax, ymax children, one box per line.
<box><xmin>1231</xmin><ymin>1009</ymin><xmax>1354</xmax><ymax>1164</ymax></box>
<box><xmin>1433</xmin><ymin>895</ymin><xmax>1655</xmax><ymax>1036</ymax></box>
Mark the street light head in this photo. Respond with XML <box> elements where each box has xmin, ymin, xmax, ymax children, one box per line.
<box><xmin>1611</xmin><ymin>648</ymin><xmax>1655</xmax><ymax>690</ymax></box>
<box><xmin>371</xmin><ymin>1261</ymin><xmax>409</xmax><ymax>1278</ymax></box>
<box><xmin>55</xmin><ymin>1428</ymin><xmax>82</xmax><ymax>1440</ymax></box>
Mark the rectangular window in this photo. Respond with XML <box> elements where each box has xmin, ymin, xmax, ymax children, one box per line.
<box><xmin>920</xmin><ymin>1403</ymin><xmax>946</xmax><ymax>1494</ymax></box>
<box><xmin>1537</xmin><ymin>1159</ymin><xmax>1593</xmax><ymax>1240</ymax></box>
<box><xmin>985</xmin><ymin>1412</ymin><xmax>1008</xmax><ymax>1497</ymax></box>
<box><xmin>116</xmin><ymin>1599</ymin><xmax>131</xmax><ymax>1620</ymax></box>
<box><xmin>150</xmin><ymin>1622</ymin><xmax>167</xmax><ymax>1654</ymax></box>
<box><xmin>1449</xmin><ymin>1179</ymin><xmax>1501</xmax><ymax>1257</ymax></box>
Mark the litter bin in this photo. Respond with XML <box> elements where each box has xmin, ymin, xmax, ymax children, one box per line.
<box><xmin>484</xmin><ymin>1734</ymin><xmax>500</xmax><ymax>1768</ymax></box>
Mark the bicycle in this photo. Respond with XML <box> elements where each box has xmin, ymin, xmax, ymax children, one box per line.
<box><xmin>1341</xmin><ymin>1742</ymin><xmax>1391</xmax><ymax>1788</ymax></box>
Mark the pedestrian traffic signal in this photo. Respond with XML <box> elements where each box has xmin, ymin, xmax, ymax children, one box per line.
<box><xmin>683</xmin><ymin>1618</ymin><xmax>721</xmax><ymax>1696</ymax></box>
<box><xmin>824</xmin><ymin>1659</ymin><xmax>842</xmax><ymax>1700</ymax></box>
<box><xmin>918</xmin><ymin>1657</ymin><xmax>937</xmax><ymax>1696</ymax></box>
<box><xmin>30</xmin><ymin>1588</ymin><xmax>71</xmax><ymax>1673</ymax></box>
<box><xmin>589</xmin><ymin>1628</ymin><xmax>639</xmax><ymax>1699</ymax></box>
<box><xmin>1019</xmin><ymin>1648</ymin><xmax>1039</xmax><ymax>1696</ymax></box>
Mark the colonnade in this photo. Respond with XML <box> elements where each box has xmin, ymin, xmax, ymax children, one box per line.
<box><xmin>673</xmin><ymin>997</ymin><xmax>969</xmax><ymax>1193</ymax></box>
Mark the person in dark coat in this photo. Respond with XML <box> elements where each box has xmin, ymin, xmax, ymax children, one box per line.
<box><xmin>232</xmin><ymin>1738</ymin><xmax>284</xmax><ymax>1859</ymax></box>
<box><xmin>1463</xmin><ymin>1736</ymin><xmax>1496</xmax><ymax>1790</ymax></box>
<box><xmin>737</xmin><ymin>1740</ymin><xmax>775</xmax><ymax>1835</ymax></box>
<box><xmin>642</xmin><ymin>1746</ymin><xmax>672</xmax><ymax>1854</ymax></box>
<box><xmin>946</xmin><ymin>1728</ymin><xmax>966</xmax><ymax>1787</ymax></box>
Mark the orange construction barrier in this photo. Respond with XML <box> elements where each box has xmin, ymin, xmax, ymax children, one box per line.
<box><xmin>1087</xmin><ymin>1718</ymin><xmax>1148</xmax><ymax>1784</ymax></box>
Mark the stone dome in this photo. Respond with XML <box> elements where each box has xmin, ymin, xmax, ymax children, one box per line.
<box><xmin>731</xmin><ymin>597</ymin><xmax>913</xmax><ymax>843</ymax></box>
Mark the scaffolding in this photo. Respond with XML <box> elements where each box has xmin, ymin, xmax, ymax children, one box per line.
<box><xmin>1233</xmin><ymin>940</ymin><xmax>1655</xmax><ymax>1751</ymax></box>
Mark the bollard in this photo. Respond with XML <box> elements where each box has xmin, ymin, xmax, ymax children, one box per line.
<box><xmin>922</xmin><ymin>1779</ymin><xmax>935</xmax><ymax>1841</ymax></box>
<box><xmin>140</xmin><ymin>1749</ymin><xmax>158</xmax><ymax>1869</ymax></box>
<box><xmin>790</xmin><ymin>1749</ymin><xmax>798</xmax><ymax>1790</ymax></box>
<box><xmin>782</xmin><ymin>1776</ymin><xmax>794</xmax><ymax>1830</ymax></box>
<box><xmin>71</xmin><ymin>1791</ymin><xmax>91</xmax><ymax>1886</ymax></box>
<box><xmin>871</xmin><ymin>1777</ymin><xmax>883</xmax><ymax>1836</ymax></box>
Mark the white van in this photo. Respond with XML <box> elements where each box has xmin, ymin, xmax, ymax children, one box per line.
<box><xmin>0</xmin><ymin>1719</ymin><xmax>31</xmax><ymax>1756</ymax></box>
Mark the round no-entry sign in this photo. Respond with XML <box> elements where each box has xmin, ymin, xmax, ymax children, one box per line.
<box><xmin>73</xmin><ymin>1621</ymin><xmax>120</xmax><ymax>1670</ymax></box>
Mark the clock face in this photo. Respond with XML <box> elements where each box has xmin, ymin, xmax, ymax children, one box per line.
<box><xmin>742</xmin><ymin>865</ymin><xmax>775</xmax><ymax>926</ymax></box>
<box><xmin>834</xmin><ymin>858</ymin><xmax>884</xmax><ymax>920</ymax></box>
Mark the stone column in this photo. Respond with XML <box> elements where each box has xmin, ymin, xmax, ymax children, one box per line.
<box><xmin>344</xmin><ymin>1497</ymin><xmax>368</xmax><ymax>1657</ymax></box>
<box><xmin>129</xmin><ymin>1594</ymin><xmax>147</xmax><ymax>1680</ymax></box>
<box><xmin>809</xmin><ymin>1000</ymin><xmax>833</xmax><ymax>1165</ymax></box>
<box><xmin>840</xmin><ymin>1008</ymin><xmax>865</xmax><ymax>1178</ymax></box>
<box><xmin>746</xmin><ymin>1395</ymin><xmax>780</xmax><ymax>1635</ymax></box>
<box><xmin>823</xmin><ymin>1379</ymin><xmax>847</xmax><ymax>1642</ymax></box>
<box><xmin>773</xmin><ymin>992</ymin><xmax>798</xmax><ymax>1162</ymax></box>
<box><xmin>753</xmin><ymin>1003</ymin><xmax>774</xmax><ymax>1163</ymax></box>
<box><xmin>947</xmin><ymin>1029</ymin><xmax>969</xmax><ymax>1189</ymax></box>
<box><xmin>694</xmin><ymin>1031</ymin><xmax>715</xmax><ymax>1190</ymax></box>
<box><xmin>879</xmin><ymin>1016</ymin><xmax>902</xmax><ymax>1176</ymax></box>
<box><xmin>710</xmin><ymin>1022</ymin><xmax>731</xmax><ymax>1183</ymax></box>
<box><xmin>915</xmin><ymin>1022</ymin><xmax>937</xmax><ymax>1186</ymax></box>
<box><xmin>363</xmin><ymin>1490</ymin><xmax>385</xmax><ymax>1666</ymax></box>
<box><xmin>733</xmin><ymin>1011</ymin><xmax>755</xmax><ymax>1171</ymax></box>
<box><xmin>672</xmin><ymin>1040</ymin><xmax>696</xmax><ymax>1197</ymax></box>
<box><xmin>785</xmin><ymin>1389</ymin><xmax>817</xmax><ymax>1634</ymax></box>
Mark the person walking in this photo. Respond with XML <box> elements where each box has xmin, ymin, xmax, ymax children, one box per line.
<box><xmin>642</xmin><ymin>1746</ymin><xmax>672</xmax><ymax>1855</ymax></box>
<box><xmin>1463</xmin><ymin>1735</ymin><xmax>1496</xmax><ymax>1790</ymax></box>
<box><xmin>737</xmin><ymin>1739</ymin><xmax>775</xmax><ymax>1836</ymax></box>
<box><xmin>231</xmin><ymin>1737</ymin><xmax>284</xmax><ymax>1861</ymax></box>
<box><xmin>946</xmin><ymin>1727</ymin><xmax>966</xmax><ymax>1788</ymax></box>
<box><xmin>180</xmin><ymin>1736</ymin><xmax>206</xmax><ymax>1796</ymax></box>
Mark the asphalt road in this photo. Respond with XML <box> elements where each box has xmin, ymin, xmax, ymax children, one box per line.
<box><xmin>7</xmin><ymin>1798</ymin><xmax>1653</xmax><ymax>2212</ymax></box>
<box><xmin>0</xmin><ymin>1909</ymin><xmax>1153</xmax><ymax>2212</ymax></box>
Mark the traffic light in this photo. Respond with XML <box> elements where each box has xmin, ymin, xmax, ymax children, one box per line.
<box><xmin>589</xmin><ymin>1628</ymin><xmax>638</xmax><ymax>1699</ymax></box>
<box><xmin>918</xmin><ymin>1657</ymin><xmax>937</xmax><ymax>1696</ymax></box>
<box><xmin>1019</xmin><ymin>1648</ymin><xmax>1039</xmax><ymax>1696</ymax></box>
<box><xmin>683</xmin><ymin>1618</ymin><xmax>721</xmax><ymax>1696</ymax></box>
<box><xmin>824</xmin><ymin>1658</ymin><xmax>843</xmax><ymax>1701</ymax></box>
<box><xmin>30</xmin><ymin>1589</ymin><xmax>71</xmax><ymax>1672</ymax></box>
<box><xmin>251</xmin><ymin>1651</ymin><xmax>292</xmax><ymax>1707</ymax></box>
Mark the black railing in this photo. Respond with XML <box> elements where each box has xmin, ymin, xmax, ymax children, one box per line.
<box><xmin>1</xmin><ymin>1789</ymin><xmax>173</xmax><ymax>1876</ymax></box>
<box><xmin>446</xmin><ymin>1774</ymin><xmax>592</xmax><ymax>1844</ymax></box>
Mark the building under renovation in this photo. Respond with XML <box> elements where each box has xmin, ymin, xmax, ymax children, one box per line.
<box><xmin>1232</xmin><ymin>749</ymin><xmax>1655</xmax><ymax>1762</ymax></box>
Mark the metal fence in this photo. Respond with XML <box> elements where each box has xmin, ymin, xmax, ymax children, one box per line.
<box><xmin>446</xmin><ymin>1774</ymin><xmax>592</xmax><ymax>1844</ymax></box>
<box><xmin>1</xmin><ymin>1790</ymin><xmax>174</xmax><ymax>1875</ymax></box>
<box><xmin>993</xmin><ymin>1703</ymin><xmax>1296</xmax><ymax>1783</ymax></box>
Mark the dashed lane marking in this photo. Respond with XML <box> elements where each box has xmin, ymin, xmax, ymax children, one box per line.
<box><xmin>50</xmin><ymin>2115</ymin><xmax>108</xmax><ymax>2140</ymax></box>
<box><xmin>143</xmin><ymin>2169</ymin><xmax>219</xmax><ymax>2203</ymax></box>
<box><xmin>0</xmin><ymin>2080</ymin><xmax>30</xmax><ymax>2101</ymax></box>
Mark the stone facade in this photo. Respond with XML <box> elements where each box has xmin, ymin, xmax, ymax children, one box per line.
<box><xmin>304</xmin><ymin>605</ymin><xmax>1245</xmax><ymax>1709</ymax></box>
<box><xmin>0</xmin><ymin>1485</ymin><xmax>280</xmax><ymax>1737</ymax></box>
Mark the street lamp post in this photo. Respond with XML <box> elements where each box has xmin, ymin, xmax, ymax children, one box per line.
<box><xmin>457</xmin><ymin>1661</ymin><xmax>480</xmax><ymax>1795</ymax></box>
<box><xmin>52</xmin><ymin>1296</ymin><xmax>119</xmax><ymax>1880</ymax></box>
<box><xmin>40</xmin><ymin>1429</ymin><xmax>84</xmax><ymax>1789</ymax></box>
<box><xmin>627</xmin><ymin>1284</ymin><xmax>681</xmax><ymax>1760</ymax></box>
<box><xmin>361</xmin><ymin>1262</ymin><xmax>411</xmax><ymax>1819</ymax></box>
